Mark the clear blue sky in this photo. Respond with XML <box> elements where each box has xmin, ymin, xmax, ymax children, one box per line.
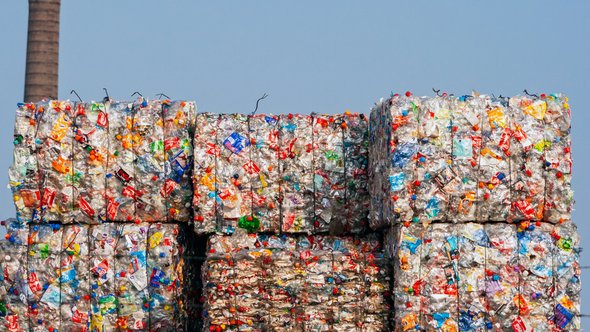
<box><xmin>1</xmin><ymin>0</ymin><xmax>589</xmax><ymax>323</ymax></box>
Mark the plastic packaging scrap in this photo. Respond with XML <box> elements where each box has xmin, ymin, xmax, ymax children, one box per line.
<box><xmin>202</xmin><ymin>230</ymin><xmax>390</xmax><ymax>331</ymax></box>
<box><xmin>193</xmin><ymin>112</ymin><xmax>370</xmax><ymax>235</ymax></box>
<box><xmin>249</xmin><ymin>114</ymin><xmax>281</xmax><ymax>233</ymax></box>
<box><xmin>0</xmin><ymin>220</ymin><xmax>190</xmax><ymax>331</ymax></box>
<box><xmin>89</xmin><ymin>222</ymin><xmax>187</xmax><ymax>331</ymax></box>
<box><xmin>388</xmin><ymin>221</ymin><xmax>580</xmax><ymax>331</ymax></box>
<box><xmin>0</xmin><ymin>219</ymin><xmax>30</xmax><ymax>331</ymax></box>
<box><xmin>368</xmin><ymin>93</ymin><xmax>573</xmax><ymax>228</ymax></box>
<box><xmin>9</xmin><ymin>99</ymin><xmax>196</xmax><ymax>224</ymax></box>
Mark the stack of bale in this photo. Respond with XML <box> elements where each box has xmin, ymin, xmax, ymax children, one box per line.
<box><xmin>1</xmin><ymin>91</ymin><xmax>580</xmax><ymax>331</ymax></box>
<box><xmin>2</xmin><ymin>98</ymin><xmax>197</xmax><ymax>331</ymax></box>
<box><xmin>369</xmin><ymin>93</ymin><xmax>579</xmax><ymax>331</ymax></box>
<box><xmin>196</xmin><ymin>112</ymin><xmax>393</xmax><ymax>331</ymax></box>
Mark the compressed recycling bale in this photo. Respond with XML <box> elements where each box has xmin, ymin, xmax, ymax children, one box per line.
<box><xmin>133</xmin><ymin>99</ymin><xmax>167</xmax><ymax>223</ymax></box>
<box><xmin>163</xmin><ymin>101</ymin><xmax>196</xmax><ymax>222</ymax></box>
<box><xmin>509</xmin><ymin>96</ymin><xmax>546</xmax><ymax>221</ymax></box>
<box><xmin>10</xmin><ymin>102</ymin><xmax>42</xmax><ymax>223</ymax></box>
<box><xmin>343</xmin><ymin>112</ymin><xmax>370</xmax><ymax>233</ymax></box>
<box><xmin>11</xmin><ymin>99</ymin><xmax>195</xmax><ymax>224</ymax></box>
<box><xmin>484</xmin><ymin>223</ymin><xmax>520</xmax><ymax>330</ymax></box>
<box><xmin>72</xmin><ymin>102</ymin><xmax>109</xmax><ymax>223</ymax></box>
<box><xmin>415</xmin><ymin>97</ymin><xmax>453</xmax><ymax>222</ymax></box>
<box><xmin>105</xmin><ymin>101</ymin><xmax>136</xmax><ymax>222</ymax></box>
<box><xmin>249</xmin><ymin>114</ymin><xmax>281</xmax><ymax>232</ymax></box>
<box><xmin>449</xmin><ymin>97</ymin><xmax>483</xmax><ymax>222</ymax></box>
<box><xmin>27</xmin><ymin>224</ymin><xmax>63</xmax><ymax>331</ymax></box>
<box><xmin>477</xmin><ymin>98</ymin><xmax>512</xmax><ymax>221</ymax></box>
<box><xmin>217</xmin><ymin>114</ymin><xmax>252</xmax><ymax>233</ymax></box>
<box><xmin>37</xmin><ymin>100</ymin><xmax>76</xmax><ymax>223</ymax></box>
<box><xmin>203</xmin><ymin>233</ymin><xmax>389</xmax><ymax>331</ymax></box>
<box><xmin>0</xmin><ymin>220</ymin><xmax>30</xmax><ymax>331</ymax></box>
<box><xmin>60</xmin><ymin>225</ymin><xmax>91</xmax><ymax>330</ymax></box>
<box><xmin>312</xmin><ymin>114</ymin><xmax>346</xmax><ymax>233</ymax></box>
<box><xmin>369</xmin><ymin>93</ymin><xmax>574</xmax><ymax>226</ymax></box>
<box><xmin>544</xmin><ymin>95</ymin><xmax>573</xmax><ymax>222</ymax></box>
<box><xmin>279</xmin><ymin>114</ymin><xmax>314</xmax><ymax>233</ymax></box>
<box><xmin>193</xmin><ymin>113</ymin><xmax>219</xmax><ymax>234</ymax></box>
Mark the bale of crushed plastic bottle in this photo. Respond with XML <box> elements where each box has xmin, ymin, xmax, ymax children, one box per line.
<box><xmin>9</xmin><ymin>99</ymin><xmax>196</xmax><ymax>224</ymax></box>
<box><xmin>368</xmin><ymin>93</ymin><xmax>573</xmax><ymax>229</ymax></box>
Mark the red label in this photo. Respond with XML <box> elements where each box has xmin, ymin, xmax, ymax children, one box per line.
<box><xmin>160</xmin><ymin>179</ymin><xmax>177</xmax><ymax>198</ymax></box>
<box><xmin>28</xmin><ymin>272</ymin><xmax>42</xmax><ymax>293</ymax></box>
<box><xmin>106</xmin><ymin>198</ymin><xmax>120</xmax><ymax>220</ymax></box>
<box><xmin>164</xmin><ymin>137</ymin><xmax>180</xmax><ymax>151</ymax></box>
<box><xmin>97</xmin><ymin>111</ymin><xmax>108</xmax><ymax>127</ymax></box>
<box><xmin>515</xmin><ymin>200</ymin><xmax>535</xmax><ymax>219</ymax></box>
<box><xmin>206</xmin><ymin>142</ymin><xmax>220</xmax><ymax>156</ymax></box>
<box><xmin>498</xmin><ymin>127</ymin><xmax>512</xmax><ymax>155</ymax></box>
<box><xmin>41</xmin><ymin>188</ymin><xmax>56</xmax><ymax>208</ymax></box>
<box><xmin>243</xmin><ymin>161</ymin><xmax>260</xmax><ymax>174</ymax></box>
<box><xmin>122</xmin><ymin>186</ymin><xmax>142</xmax><ymax>200</ymax></box>
<box><xmin>79</xmin><ymin>196</ymin><xmax>95</xmax><ymax>217</ymax></box>
<box><xmin>71</xmin><ymin>309</ymin><xmax>89</xmax><ymax>324</ymax></box>
<box><xmin>91</xmin><ymin>259</ymin><xmax>109</xmax><ymax>278</ymax></box>
<box><xmin>5</xmin><ymin>315</ymin><xmax>19</xmax><ymax>331</ymax></box>
<box><xmin>511</xmin><ymin>316</ymin><xmax>527</xmax><ymax>332</ymax></box>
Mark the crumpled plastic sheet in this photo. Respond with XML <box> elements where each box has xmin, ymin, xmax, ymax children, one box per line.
<box><xmin>0</xmin><ymin>220</ymin><xmax>189</xmax><ymax>331</ymax></box>
<box><xmin>368</xmin><ymin>93</ymin><xmax>573</xmax><ymax>228</ymax></box>
<box><xmin>388</xmin><ymin>221</ymin><xmax>581</xmax><ymax>331</ymax></box>
<box><xmin>193</xmin><ymin>113</ymin><xmax>369</xmax><ymax>235</ymax></box>
<box><xmin>9</xmin><ymin>99</ymin><xmax>196</xmax><ymax>224</ymax></box>
<box><xmin>202</xmin><ymin>231</ymin><xmax>390</xmax><ymax>331</ymax></box>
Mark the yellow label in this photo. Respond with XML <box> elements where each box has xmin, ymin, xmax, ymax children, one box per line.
<box><xmin>523</xmin><ymin>100</ymin><xmax>547</xmax><ymax>120</ymax></box>
<box><xmin>487</xmin><ymin>107</ymin><xmax>507</xmax><ymax>128</ymax></box>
